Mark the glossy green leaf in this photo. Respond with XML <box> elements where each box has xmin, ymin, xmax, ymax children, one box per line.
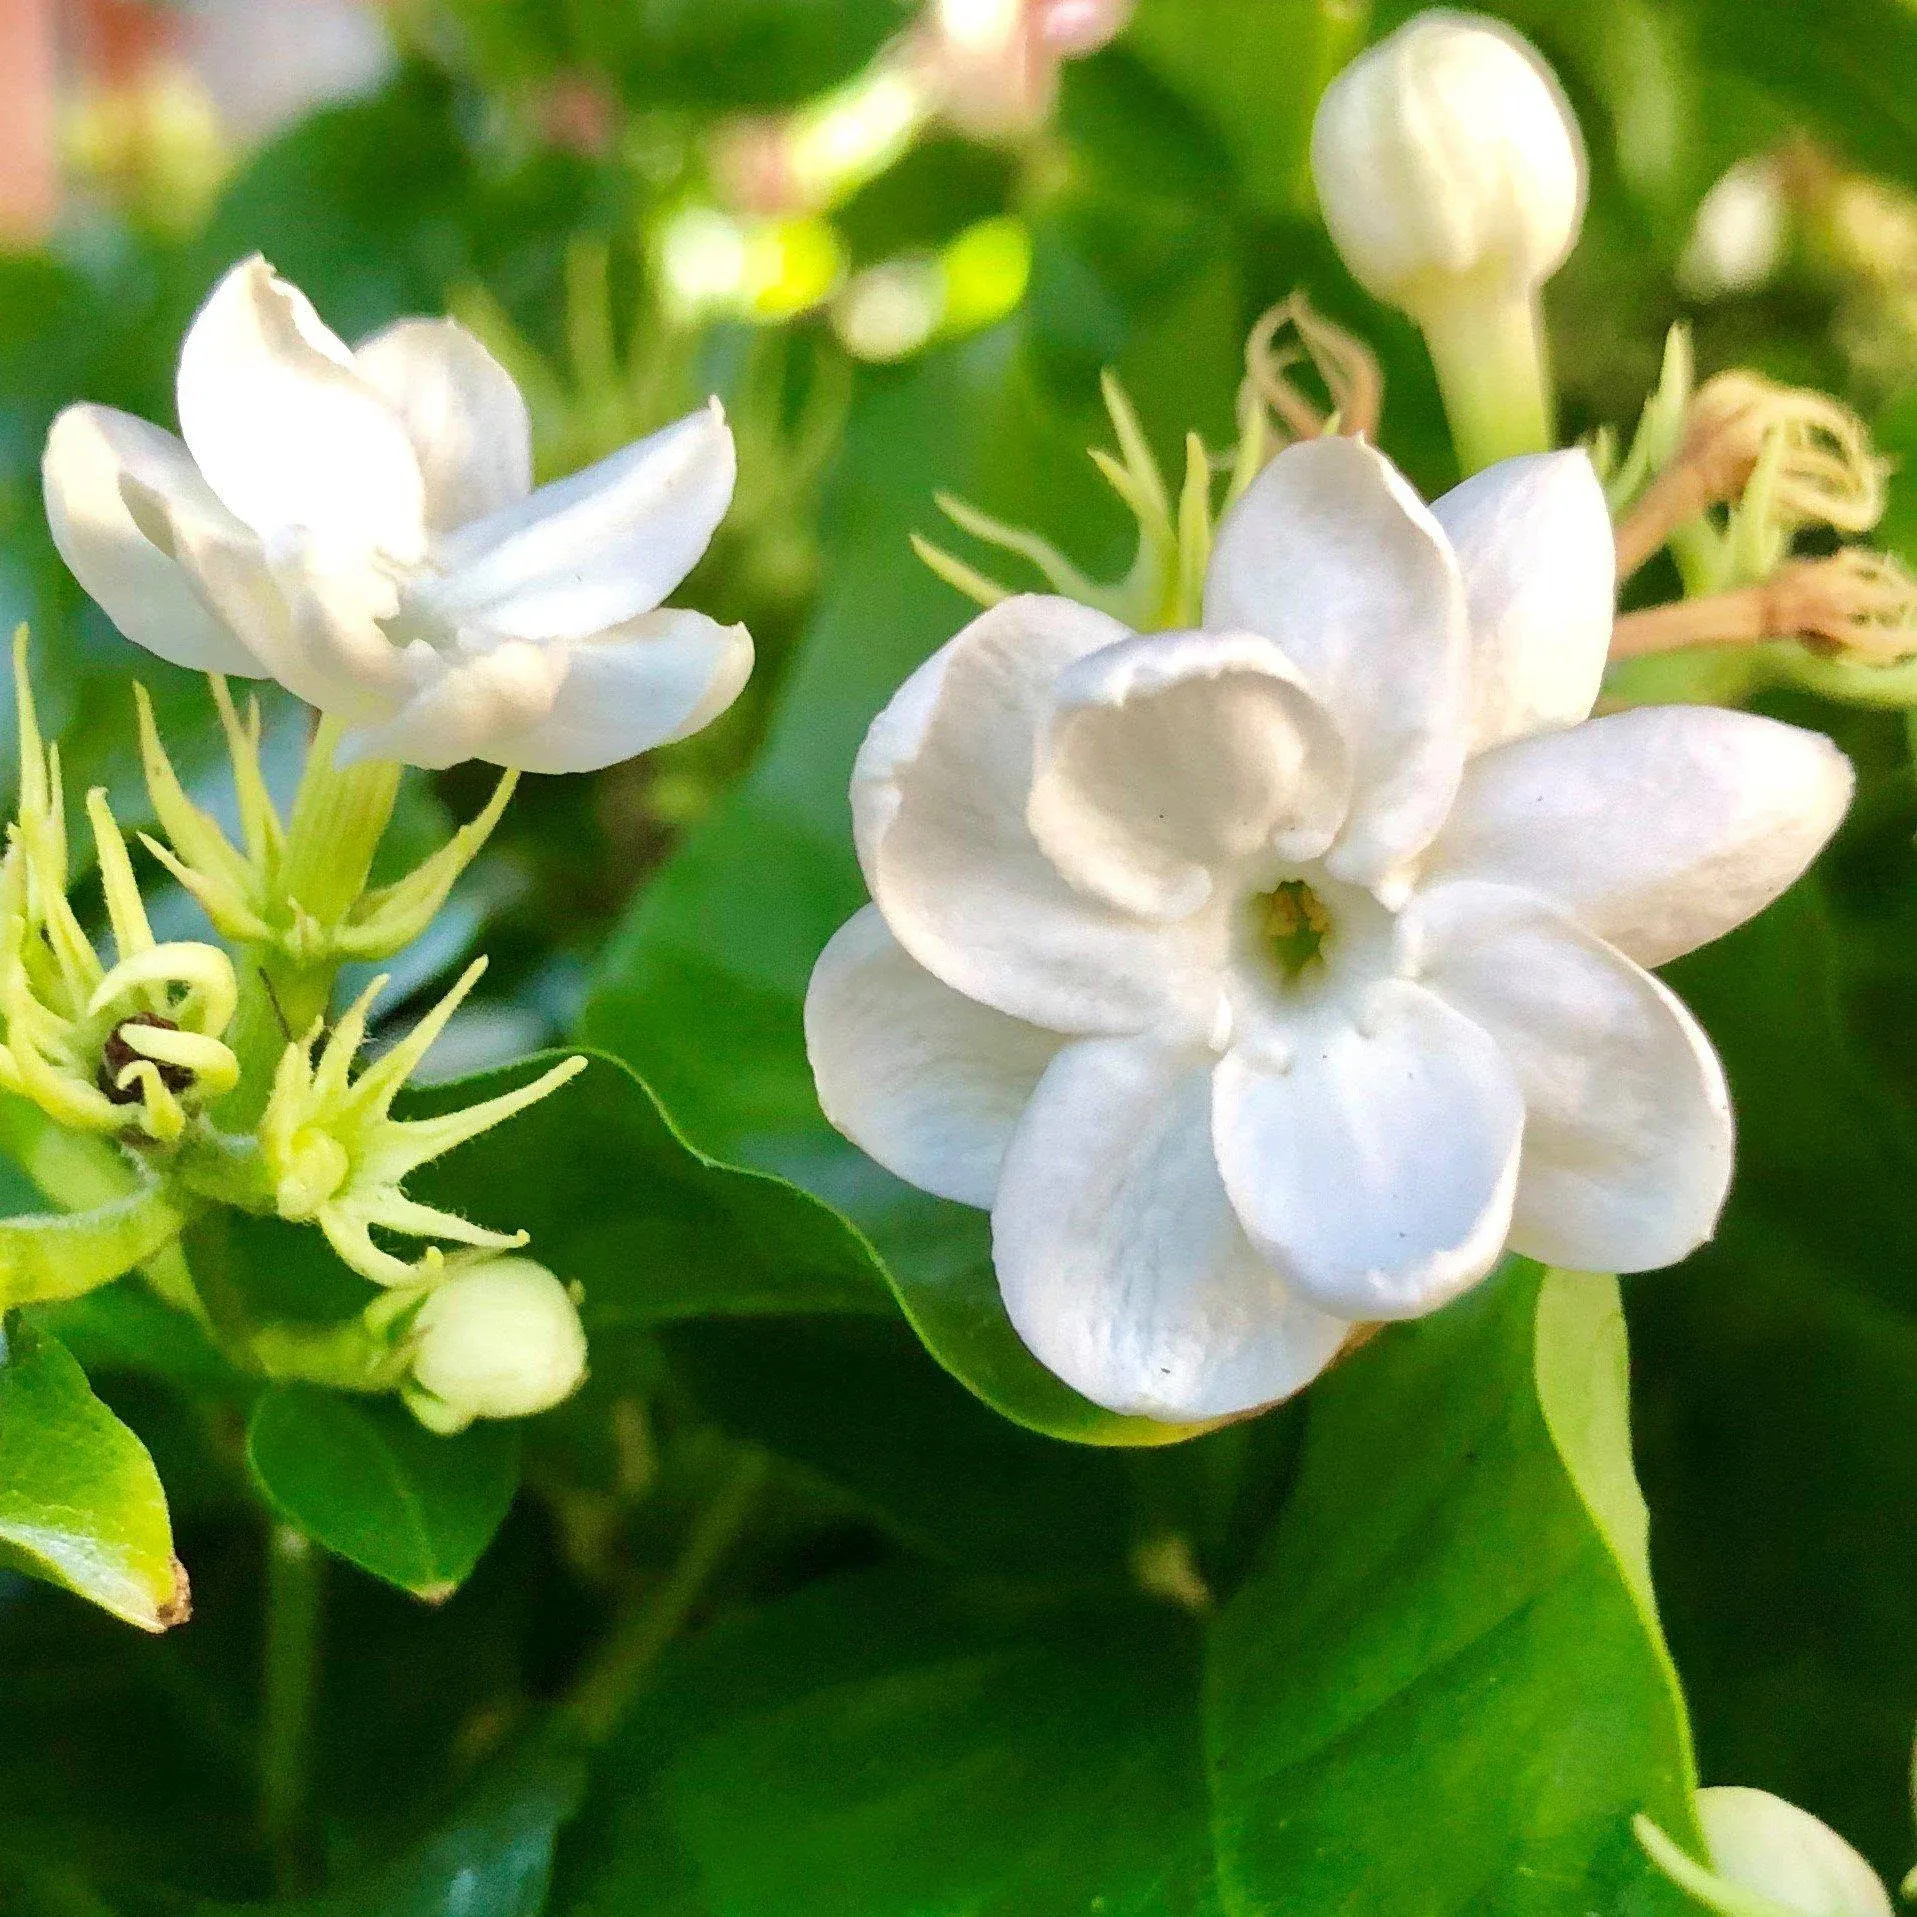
<box><xmin>245</xmin><ymin>1385</ymin><xmax>519</xmax><ymax>1601</ymax></box>
<box><xmin>554</xmin><ymin>1263</ymin><xmax>1714</xmax><ymax>1914</ymax></box>
<box><xmin>0</xmin><ymin>1312</ymin><xmax>186</xmax><ymax>1632</ymax></box>
<box><xmin>400</xmin><ymin>1051</ymin><xmax>887</xmax><ymax>1331</ymax></box>
<box><xmin>1207</xmin><ymin>1263</ymin><xmax>1704</xmax><ymax>1912</ymax></box>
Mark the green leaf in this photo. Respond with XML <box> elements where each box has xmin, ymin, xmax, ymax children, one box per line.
<box><xmin>554</xmin><ymin>1263</ymin><xmax>1713</xmax><ymax>1913</ymax></box>
<box><xmin>553</xmin><ymin>1571</ymin><xmax>1226</xmax><ymax>1917</ymax></box>
<box><xmin>210</xmin><ymin>1724</ymin><xmax>588</xmax><ymax>1917</ymax></box>
<box><xmin>1207</xmin><ymin>1263</ymin><xmax>1704</xmax><ymax>1912</ymax></box>
<box><xmin>245</xmin><ymin>1384</ymin><xmax>519</xmax><ymax>1601</ymax></box>
<box><xmin>400</xmin><ymin>1051</ymin><xmax>887</xmax><ymax>1331</ymax></box>
<box><xmin>0</xmin><ymin>1311</ymin><xmax>186</xmax><ymax>1632</ymax></box>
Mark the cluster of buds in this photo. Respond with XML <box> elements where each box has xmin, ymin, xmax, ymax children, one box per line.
<box><xmin>0</xmin><ymin>633</ymin><xmax>590</xmax><ymax>1435</ymax></box>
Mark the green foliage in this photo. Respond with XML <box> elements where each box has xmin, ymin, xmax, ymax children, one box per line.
<box><xmin>0</xmin><ymin>1312</ymin><xmax>183</xmax><ymax>1632</ymax></box>
<box><xmin>246</xmin><ymin>1386</ymin><xmax>521</xmax><ymax>1601</ymax></box>
<box><xmin>552</xmin><ymin>1266</ymin><xmax>1710</xmax><ymax>1915</ymax></box>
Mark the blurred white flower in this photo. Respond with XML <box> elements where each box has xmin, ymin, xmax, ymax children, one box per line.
<box><xmin>44</xmin><ymin>256</ymin><xmax>751</xmax><ymax>773</ymax></box>
<box><xmin>806</xmin><ymin>438</ymin><xmax>1852</xmax><ymax>1419</ymax></box>
<box><xmin>1697</xmin><ymin>1788</ymin><xmax>1892</xmax><ymax>1917</ymax></box>
<box><xmin>1679</xmin><ymin>157</ymin><xmax>1789</xmax><ymax>300</ymax></box>
<box><xmin>405</xmin><ymin>1256</ymin><xmax>589</xmax><ymax>1435</ymax></box>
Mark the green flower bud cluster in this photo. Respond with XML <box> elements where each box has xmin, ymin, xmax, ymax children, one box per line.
<box><xmin>0</xmin><ymin>628</ymin><xmax>590</xmax><ymax>1433</ymax></box>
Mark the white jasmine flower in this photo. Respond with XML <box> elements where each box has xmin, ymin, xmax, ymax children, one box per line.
<box><xmin>805</xmin><ymin>437</ymin><xmax>1852</xmax><ymax>1420</ymax></box>
<box><xmin>42</xmin><ymin>255</ymin><xmax>751</xmax><ymax>773</ymax></box>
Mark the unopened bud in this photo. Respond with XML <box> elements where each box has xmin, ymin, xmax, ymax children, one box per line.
<box><xmin>1697</xmin><ymin>1787</ymin><xmax>1892</xmax><ymax>1917</ymax></box>
<box><xmin>406</xmin><ymin>1258</ymin><xmax>587</xmax><ymax>1435</ymax></box>
<box><xmin>1311</xmin><ymin>12</ymin><xmax>1584</xmax><ymax>470</ymax></box>
<box><xmin>1311</xmin><ymin>13</ymin><xmax>1583</xmax><ymax>309</ymax></box>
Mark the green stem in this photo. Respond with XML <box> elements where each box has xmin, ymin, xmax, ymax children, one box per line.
<box><xmin>1417</xmin><ymin>282</ymin><xmax>1555</xmax><ymax>474</ymax></box>
<box><xmin>260</xmin><ymin>1522</ymin><xmax>325</xmax><ymax>1894</ymax></box>
<box><xmin>564</xmin><ymin>1451</ymin><xmax>768</xmax><ymax>1747</ymax></box>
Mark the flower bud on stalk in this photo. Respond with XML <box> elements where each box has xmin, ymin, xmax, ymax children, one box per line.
<box><xmin>404</xmin><ymin>1257</ymin><xmax>588</xmax><ymax>1435</ymax></box>
<box><xmin>1311</xmin><ymin>11</ymin><xmax>1585</xmax><ymax>472</ymax></box>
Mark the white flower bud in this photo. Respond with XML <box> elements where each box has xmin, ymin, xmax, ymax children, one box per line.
<box><xmin>1311</xmin><ymin>11</ymin><xmax>1584</xmax><ymax>313</ymax></box>
<box><xmin>1698</xmin><ymin>1787</ymin><xmax>1893</xmax><ymax>1917</ymax></box>
<box><xmin>1310</xmin><ymin>12</ymin><xmax>1585</xmax><ymax>471</ymax></box>
<box><xmin>407</xmin><ymin>1258</ymin><xmax>587</xmax><ymax>1435</ymax></box>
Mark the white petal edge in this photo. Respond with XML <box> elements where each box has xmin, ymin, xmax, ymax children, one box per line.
<box><xmin>805</xmin><ymin>905</ymin><xmax>1064</xmax><ymax>1209</ymax></box>
<box><xmin>1426</xmin><ymin>704</ymin><xmax>1855</xmax><ymax>967</ymax></box>
<box><xmin>1698</xmin><ymin>1790</ymin><xmax>1893</xmax><ymax>1917</ymax></box>
<box><xmin>487</xmin><ymin>608</ymin><xmax>752</xmax><ymax>773</ymax></box>
<box><xmin>1026</xmin><ymin>627</ymin><xmax>1352</xmax><ymax>919</ymax></box>
<box><xmin>1430</xmin><ymin>449</ymin><xmax>1615</xmax><ymax>754</ymax></box>
<box><xmin>337</xmin><ymin>608</ymin><xmax>752</xmax><ymax>772</ymax></box>
<box><xmin>175</xmin><ymin>256</ymin><xmax>427</xmax><ymax>563</ymax></box>
<box><xmin>1408</xmin><ymin>879</ymin><xmax>1732</xmax><ymax>1273</ymax></box>
<box><xmin>992</xmin><ymin>1035</ymin><xmax>1351</xmax><ymax>1419</ymax></box>
<box><xmin>41</xmin><ymin>404</ymin><xmax>267</xmax><ymax>676</ymax></box>
<box><xmin>413</xmin><ymin>400</ymin><xmax>736</xmax><ymax>643</ymax></box>
<box><xmin>1213</xmin><ymin>979</ymin><xmax>1524</xmax><ymax>1319</ymax></box>
<box><xmin>1203</xmin><ymin>435</ymin><xmax>1470</xmax><ymax>890</ymax></box>
<box><xmin>853</xmin><ymin>593</ymin><xmax>1220</xmax><ymax>1037</ymax></box>
<box><xmin>354</xmin><ymin>318</ymin><xmax>533</xmax><ymax>536</ymax></box>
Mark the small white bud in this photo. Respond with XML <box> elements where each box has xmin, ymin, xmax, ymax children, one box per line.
<box><xmin>407</xmin><ymin>1258</ymin><xmax>587</xmax><ymax>1434</ymax></box>
<box><xmin>1310</xmin><ymin>11</ymin><xmax>1585</xmax><ymax>316</ymax></box>
<box><xmin>1698</xmin><ymin>1787</ymin><xmax>1893</xmax><ymax>1917</ymax></box>
<box><xmin>1310</xmin><ymin>12</ymin><xmax>1585</xmax><ymax>471</ymax></box>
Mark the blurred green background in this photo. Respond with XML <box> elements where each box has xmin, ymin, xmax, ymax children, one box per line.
<box><xmin>4</xmin><ymin>0</ymin><xmax>1917</xmax><ymax>1907</ymax></box>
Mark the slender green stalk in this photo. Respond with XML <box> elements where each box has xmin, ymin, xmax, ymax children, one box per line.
<box><xmin>565</xmin><ymin>1451</ymin><xmax>769</xmax><ymax>1747</ymax></box>
<box><xmin>260</xmin><ymin>1522</ymin><xmax>325</xmax><ymax>1894</ymax></box>
<box><xmin>1418</xmin><ymin>284</ymin><xmax>1555</xmax><ymax>474</ymax></box>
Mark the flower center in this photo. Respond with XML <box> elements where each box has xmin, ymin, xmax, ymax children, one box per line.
<box><xmin>1254</xmin><ymin>879</ymin><xmax>1333</xmax><ymax>988</ymax></box>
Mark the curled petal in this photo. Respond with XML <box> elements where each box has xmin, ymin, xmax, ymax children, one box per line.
<box><xmin>1212</xmin><ymin>980</ymin><xmax>1523</xmax><ymax>1319</ymax></box>
<box><xmin>805</xmin><ymin>906</ymin><xmax>1064</xmax><ymax>1209</ymax></box>
<box><xmin>992</xmin><ymin>1036</ymin><xmax>1350</xmax><ymax>1420</ymax></box>
<box><xmin>42</xmin><ymin>405</ymin><xmax>265</xmax><ymax>675</ymax></box>
<box><xmin>1409</xmin><ymin>881</ymin><xmax>1732</xmax><ymax>1273</ymax></box>
<box><xmin>1427</xmin><ymin>704</ymin><xmax>1854</xmax><ymax>966</ymax></box>
<box><xmin>1431</xmin><ymin>449</ymin><xmax>1614</xmax><ymax>752</ymax></box>
<box><xmin>175</xmin><ymin>256</ymin><xmax>426</xmax><ymax>561</ymax></box>
<box><xmin>472</xmin><ymin>609</ymin><xmax>754</xmax><ymax>775</ymax></box>
<box><xmin>89</xmin><ymin>941</ymin><xmax>238</xmax><ymax>1035</ymax></box>
<box><xmin>853</xmin><ymin>595</ymin><xmax>1217</xmax><ymax>1037</ymax></box>
<box><xmin>415</xmin><ymin>400</ymin><xmax>736</xmax><ymax>642</ymax></box>
<box><xmin>353</xmin><ymin>318</ymin><xmax>533</xmax><ymax>535</ymax></box>
<box><xmin>1204</xmin><ymin>436</ymin><xmax>1470</xmax><ymax>888</ymax></box>
<box><xmin>1027</xmin><ymin>629</ymin><xmax>1351</xmax><ymax>919</ymax></box>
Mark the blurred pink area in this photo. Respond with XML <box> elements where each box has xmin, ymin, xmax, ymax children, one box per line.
<box><xmin>0</xmin><ymin>0</ymin><xmax>59</xmax><ymax>243</ymax></box>
<box><xmin>0</xmin><ymin>0</ymin><xmax>392</xmax><ymax>248</ymax></box>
